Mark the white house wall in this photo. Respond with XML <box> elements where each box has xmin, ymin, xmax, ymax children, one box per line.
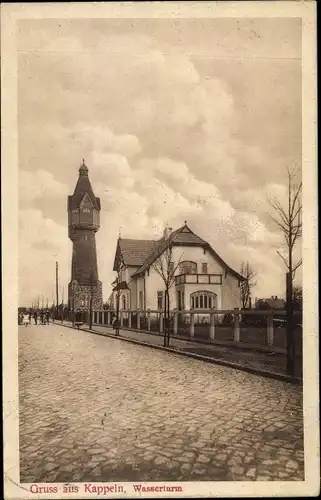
<box><xmin>171</xmin><ymin>246</ymin><xmax>225</xmax><ymax>275</ymax></box>
<box><xmin>145</xmin><ymin>267</ymin><xmax>169</xmax><ymax>310</ymax></box>
<box><xmin>114</xmin><ymin>244</ymin><xmax>242</xmax><ymax>312</ymax></box>
<box><xmin>143</xmin><ymin>244</ymin><xmax>227</xmax><ymax>311</ymax></box>
<box><xmin>128</xmin><ymin>279</ymin><xmax>136</xmax><ymax>309</ymax></box>
<box><xmin>222</xmin><ymin>272</ymin><xmax>241</xmax><ymax>309</ymax></box>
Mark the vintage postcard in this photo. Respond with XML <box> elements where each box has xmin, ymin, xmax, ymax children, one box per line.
<box><xmin>2</xmin><ymin>1</ymin><xmax>319</xmax><ymax>498</ymax></box>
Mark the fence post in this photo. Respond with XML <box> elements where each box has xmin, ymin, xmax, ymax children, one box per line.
<box><xmin>128</xmin><ymin>311</ymin><xmax>132</xmax><ymax>328</ymax></box>
<box><xmin>137</xmin><ymin>310</ymin><xmax>141</xmax><ymax>329</ymax></box>
<box><xmin>267</xmin><ymin>313</ymin><xmax>274</xmax><ymax>347</ymax></box>
<box><xmin>174</xmin><ymin>311</ymin><xmax>178</xmax><ymax>335</ymax></box>
<box><xmin>120</xmin><ymin>310</ymin><xmax>123</xmax><ymax>327</ymax></box>
<box><xmin>190</xmin><ymin>312</ymin><xmax>195</xmax><ymax>338</ymax></box>
<box><xmin>147</xmin><ymin>309</ymin><xmax>151</xmax><ymax>330</ymax></box>
<box><xmin>160</xmin><ymin>312</ymin><xmax>164</xmax><ymax>334</ymax></box>
<box><xmin>234</xmin><ymin>308</ymin><xmax>240</xmax><ymax>342</ymax></box>
<box><xmin>210</xmin><ymin>312</ymin><xmax>215</xmax><ymax>340</ymax></box>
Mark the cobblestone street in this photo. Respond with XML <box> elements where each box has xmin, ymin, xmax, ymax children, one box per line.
<box><xmin>19</xmin><ymin>324</ymin><xmax>304</xmax><ymax>483</ymax></box>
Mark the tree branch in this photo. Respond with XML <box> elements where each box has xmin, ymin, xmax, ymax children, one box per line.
<box><xmin>292</xmin><ymin>259</ymin><xmax>302</xmax><ymax>274</ymax></box>
<box><xmin>277</xmin><ymin>250</ymin><xmax>289</xmax><ymax>270</ymax></box>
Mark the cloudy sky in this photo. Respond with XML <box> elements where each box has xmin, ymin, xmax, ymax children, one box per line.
<box><xmin>18</xmin><ymin>17</ymin><xmax>302</xmax><ymax>306</ymax></box>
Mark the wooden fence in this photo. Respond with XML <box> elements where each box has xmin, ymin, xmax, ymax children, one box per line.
<box><xmin>90</xmin><ymin>308</ymin><xmax>301</xmax><ymax>349</ymax></box>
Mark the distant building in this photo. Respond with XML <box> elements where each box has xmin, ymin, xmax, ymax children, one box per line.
<box><xmin>255</xmin><ymin>296</ymin><xmax>285</xmax><ymax>310</ymax></box>
<box><xmin>68</xmin><ymin>161</ymin><xmax>103</xmax><ymax>312</ymax></box>
<box><xmin>109</xmin><ymin>223</ymin><xmax>244</xmax><ymax>312</ymax></box>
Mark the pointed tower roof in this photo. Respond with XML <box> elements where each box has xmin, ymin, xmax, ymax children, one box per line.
<box><xmin>68</xmin><ymin>160</ymin><xmax>100</xmax><ymax>211</ymax></box>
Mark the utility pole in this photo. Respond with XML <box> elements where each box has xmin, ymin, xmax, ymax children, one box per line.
<box><xmin>61</xmin><ymin>286</ymin><xmax>64</xmax><ymax>323</ymax></box>
<box><xmin>56</xmin><ymin>261</ymin><xmax>59</xmax><ymax>321</ymax></box>
<box><xmin>89</xmin><ymin>276</ymin><xmax>93</xmax><ymax>330</ymax></box>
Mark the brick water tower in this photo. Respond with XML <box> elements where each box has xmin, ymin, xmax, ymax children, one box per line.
<box><xmin>68</xmin><ymin>160</ymin><xmax>103</xmax><ymax>314</ymax></box>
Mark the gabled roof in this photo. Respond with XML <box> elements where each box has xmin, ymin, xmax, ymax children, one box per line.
<box><xmin>68</xmin><ymin>162</ymin><xmax>100</xmax><ymax>211</ymax></box>
<box><xmin>131</xmin><ymin>224</ymin><xmax>244</xmax><ymax>280</ymax></box>
<box><xmin>113</xmin><ymin>238</ymin><xmax>157</xmax><ymax>271</ymax></box>
<box><xmin>257</xmin><ymin>297</ymin><xmax>285</xmax><ymax>310</ymax></box>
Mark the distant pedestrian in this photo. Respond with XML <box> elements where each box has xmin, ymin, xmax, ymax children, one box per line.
<box><xmin>23</xmin><ymin>313</ymin><xmax>30</xmax><ymax>327</ymax></box>
<box><xmin>40</xmin><ymin>310</ymin><xmax>44</xmax><ymax>325</ymax></box>
<box><xmin>34</xmin><ymin>310</ymin><xmax>38</xmax><ymax>325</ymax></box>
<box><xmin>112</xmin><ymin>315</ymin><xmax>120</xmax><ymax>336</ymax></box>
<box><xmin>45</xmin><ymin>310</ymin><xmax>50</xmax><ymax>325</ymax></box>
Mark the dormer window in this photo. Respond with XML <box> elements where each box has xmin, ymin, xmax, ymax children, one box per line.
<box><xmin>82</xmin><ymin>208</ymin><xmax>91</xmax><ymax>213</ymax></box>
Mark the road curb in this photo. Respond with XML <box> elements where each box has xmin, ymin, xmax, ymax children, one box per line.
<box><xmin>116</xmin><ymin>326</ymin><xmax>287</xmax><ymax>355</ymax></box>
<box><xmin>57</xmin><ymin>322</ymin><xmax>302</xmax><ymax>386</ymax></box>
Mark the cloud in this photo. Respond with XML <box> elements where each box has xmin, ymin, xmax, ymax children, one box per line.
<box><xmin>69</xmin><ymin>124</ymin><xmax>142</xmax><ymax>159</ymax></box>
<box><xmin>19</xmin><ymin>170</ymin><xmax>68</xmax><ymax>204</ymax></box>
<box><xmin>19</xmin><ymin>209</ymin><xmax>71</xmax><ymax>304</ymax></box>
<box><xmin>17</xmin><ymin>19</ymin><xmax>302</xmax><ymax>305</ymax></box>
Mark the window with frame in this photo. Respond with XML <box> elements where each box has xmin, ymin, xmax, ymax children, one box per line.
<box><xmin>157</xmin><ymin>291</ymin><xmax>164</xmax><ymax>310</ymax></box>
<box><xmin>190</xmin><ymin>291</ymin><xmax>217</xmax><ymax>310</ymax></box>
<box><xmin>177</xmin><ymin>290</ymin><xmax>185</xmax><ymax>310</ymax></box>
<box><xmin>179</xmin><ymin>261</ymin><xmax>197</xmax><ymax>275</ymax></box>
<box><xmin>201</xmin><ymin>262</ymin><xmax>208</xmax><ymax>274</ymax></box>
<box><xmin>82</xmin><ymin>208</ymin><xmax>91</xmax><ymax>213</ymax></box>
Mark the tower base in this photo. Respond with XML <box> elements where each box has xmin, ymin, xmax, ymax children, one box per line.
<box><xmin>68</xmin><ymin>280</ymin><xmax>103</xmax><ymax>312</ymax></box>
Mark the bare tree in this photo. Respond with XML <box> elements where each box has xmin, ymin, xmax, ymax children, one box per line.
<box><xmin>240</xmin><ymin>261</ymin><xmax>257</xmax><ymax>309</ymax></box>
<box><xmin>269</xmin><ymin>164</ymin><xmax>302</xmax><ymax>376</ymax></box>
<box><xmin>152</xmin><ymin>242</ymin><xmax>182</xmax><ymax>347</ymax></box>
<box><xmin>112</xmin><ymin>264</ymin><xmax>122</xmax><ymax>336</ymax></box>
<box><xmin>292</xmin><ymin>284</ymin><xmax>303</xmax><ymax>311</ymax></box>
<box><xmin>269</xmin><ymin>165</ymin><xmax>302</xmax><ymax>279</ymax></box>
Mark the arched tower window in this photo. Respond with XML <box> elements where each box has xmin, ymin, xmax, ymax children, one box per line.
<box><xmin>179</xmin><ymin>261</ymin><xmax>197</xmax><ymax>274</ymax></box>
<box><xmin>122</xmin><ymin>295</ymin><xmax>126</xmax><ymax>310</ymax></box>
<box><xmin>190</xmin><ymin>291</ymin><xmax>217</xmax><ymax>310</ymax></box>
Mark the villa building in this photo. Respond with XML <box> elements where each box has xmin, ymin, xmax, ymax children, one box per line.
<box><xmin>108</xmin><ymin>223</ymin><xmax>244</xmax><ymax>313</ymax></box>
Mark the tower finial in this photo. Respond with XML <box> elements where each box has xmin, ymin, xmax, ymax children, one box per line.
<box><xmin>79</xmin><ymin>159</ymin><xmax>88</xmax><ymax>175</ymax></box>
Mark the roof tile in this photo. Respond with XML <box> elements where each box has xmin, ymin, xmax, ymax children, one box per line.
<box><xmin>118</xmin><ymin>239</ymin><xmax>157</xmax><ymax>267</ymax></box>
